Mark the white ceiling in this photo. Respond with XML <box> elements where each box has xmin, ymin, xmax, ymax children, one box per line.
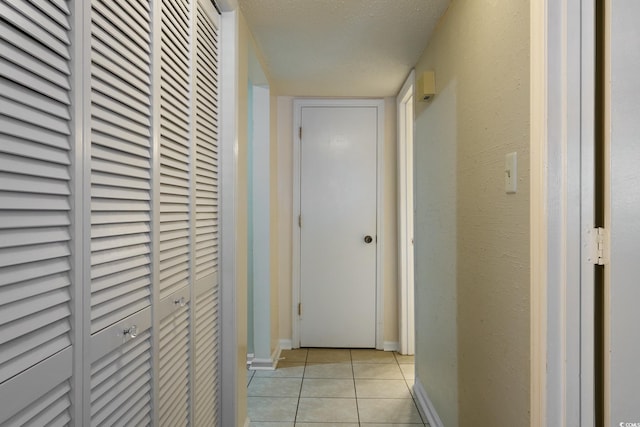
<box><xmin>238</xmin><ymin>0</ymin><xmax>451</xmax><ymax>97</ymax></box>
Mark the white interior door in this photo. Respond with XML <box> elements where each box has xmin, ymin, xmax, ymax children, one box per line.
<box><xmin>606</xmin><ymin>1</ymin><xmax>640</xmax><ymax>424</ymax></box>
<box><xmin>299</xmin><ymin>105</ymin><xmax>378</xmax><ymax>348</ymax></box>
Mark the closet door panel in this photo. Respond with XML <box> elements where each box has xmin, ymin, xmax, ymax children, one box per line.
<box><xmin>159</xmin><ymin>0</ymin><xmax>192</xmax><ymax>301</ymax></box>
<box><xmin>194</xmin><ymin>0</ymin><xmax>219</xmax><ymax>282</ymax></box>
<box><xmin>87</xmin><ymin>1</ymin><xmax>153</xmax><ymax>425</ymax></box>
<box><xmin>193</xmin><ymin>1</ymin><xmax>221</xmax><ymax>425</ymax></box>
<box><xmin>89</xmin><ymin>0</ymin><xmax>153</xmax><ymax>335</ymax></box>
<box><xmin>0</xmin><ymin>0</ymin><xmax>74</xmax><ymax>423</ymax></box>
<box><xmin>157</xmin><ymin>287</ymin><xmax>191</xmax><ymax>427</ymax></box>
<box><xmin>0</xmin><ymin>348</ymin><xmax>72</xmax><ymax>426</ymax></box>
<box><xmin>89</xmin><ymin>310</ymin><xmax>152</xmax><ymax>427</ymax></box>
<box><xmin>156</xmin><ymin>0</ymin><xmax>193</xmax><ymax>423</ymax></box>
<box><xmin>194</xmin><ymin>280</ymin><xmax>219</xmax><ymax>426</ymax></box>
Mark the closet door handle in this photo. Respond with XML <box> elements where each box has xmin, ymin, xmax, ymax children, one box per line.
<box><xmin>123</xmin><ymin>325</ymin><xmax>138</xmax><ymax>339</ymax></box>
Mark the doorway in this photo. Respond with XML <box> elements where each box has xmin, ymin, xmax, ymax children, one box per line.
<box><xmin>292</xmin><ymin>99</ymin><xmax>385</xmax><ymax>349</ymax></box>
<box><xmin>246</xmin><ymin>43</ymin><xmax>276</xmax><ymax>369</ymax></box>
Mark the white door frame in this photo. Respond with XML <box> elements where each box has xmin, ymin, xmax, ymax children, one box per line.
<box><xmin>292</xmin><ymin>98</ymin><xmax>385</xmax><ymax>350</ymax></box>
<box><xmin>397</xmin><ymin>71</ymin><xmax>416</xmax><ymax>356</ymax></box>
<box><xmin>218</xmin><ymin>3</ymin><xmax>240</xmax><ymax>427</ymax></box>
<box><xmin>530</xmin><ymin>0</ymin><xmax>595</xmax><ymax>425</ymax></box>
<box><xmin>249</xmin><ymin>84</ymin><xmax>274</xmax><ymax>368</ymax></box>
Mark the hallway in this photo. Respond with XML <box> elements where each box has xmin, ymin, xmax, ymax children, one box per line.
<box><xmin>2</xmin><ymin>0</ymin><xmax>639</xmax><ymax>424</ymax></box>
<box><xmin>247</xmin><ymin>349</ymin><xmax>425</xmax><ymax>426</ymax></box>
<box><xmin>243</xmin><ymin>0</ymin><xmax>532</xmax><ymax>424</ymax></box>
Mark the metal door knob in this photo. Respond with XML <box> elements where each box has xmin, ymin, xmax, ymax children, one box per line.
<box><xmin>364</xmin><ymin>235</ymin><xmax>373</xmax><ymax>244</ymax></box>
<box><xmin>123</xmin><ymin>325</ymin><xmax>138</xmax><ymax>339</ymax></box>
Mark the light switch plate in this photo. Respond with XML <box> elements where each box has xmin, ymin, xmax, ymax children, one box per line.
<box><xmin>505</xmin><ymin>152</ymin><xmax>517</xmax><ymax>194</ymax></box>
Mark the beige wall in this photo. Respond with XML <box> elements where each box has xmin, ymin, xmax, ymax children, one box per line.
<box><xmin>246</xmin><ymin>18</ymin><xmax>280</xmax><ymax>361</ymax></box>
<box><xmin>413</xmin><ymin>0</ymin><xmax>530</xmax><ymax>426</ymax></box>
<box><xmin>235</xmin><ymin>11</ymin><xmax>280</xmax><ymax>425</ymax></box>
<box><xmin>276</xmin><ymin>96</ymin><xmax>399</xmax><ymax>347</ymax></box>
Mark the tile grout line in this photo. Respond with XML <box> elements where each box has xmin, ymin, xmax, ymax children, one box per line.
<box><xmin>292</xmin><ymin>348</ymin><xmax>308</xmax><ymax>425</ymax></box>
<box><xmin>249</xmin><ymin>349</ymin><xmax>422</xmax><ymax>426</ymax></box>
<box><xmin>349</xmin><ymin>349</ymin><xmax>362</xmax><ymax>426</ymax></box>
<box><xmin>398</xmin><ymin>352</ymin><xmax>428</xmax><ymax>427</ymax></box>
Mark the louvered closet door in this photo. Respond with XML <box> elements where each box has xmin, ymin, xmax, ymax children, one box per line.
<box><xmin>89</xmin><ymin>311</ymin><xmax>152</xmax><ymax>426</ymax></box>
<box><xmin>158</xmin><ymin>0</ymin><xmax>193</xmax><ymax>424</ymax></box>
<box><xmin>88</xmin><ymin>0</ymin><xmax>153</xmax><ymax>424</ymax></box>
<box><xmin>157</xmin><ymin>288</ymin><xmax>191</xmax><ymax>426</ymax></box>
<box><xmin>0</xmin><ymin>0</ymin><xmax>75</xmax><ymax>424</ymax></box>
<box><xmin>193</xmin><ymin>1</ymin><xmax>221</xmax><ymax>425</ymax></box>
<box><xmin>159</xmin><ymin>0</ymin><xmax>192</xmax><ymax>300</ymax></box>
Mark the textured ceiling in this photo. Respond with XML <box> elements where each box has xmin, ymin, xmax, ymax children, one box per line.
<box><xmin>238</xmin><ymin>0</ymin><xmax>451</xmax><ymax>97</ymax></box>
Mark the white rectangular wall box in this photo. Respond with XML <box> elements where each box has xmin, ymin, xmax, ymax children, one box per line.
<box><xmin>419</xmin><ymin>71</ymin><xmax>436</xmax><ymax>101</ymax></box>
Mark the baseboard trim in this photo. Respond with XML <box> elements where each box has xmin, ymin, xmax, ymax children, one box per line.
<box><xmin>278</xmin><ymin>339</ymin><xmax>396</xmax><ymax>352</ymax></box>
<box><xmin>243</xmin><ymin>417</ymin><xmax>250</xmax><ymax>427</ymax></box>
<box><xmin>279</xmin><ymin>339</ymin><xmax>293</xmax><ymax>350</ymax></box>
<box><xmin>383</xmin><ymin>341</ymin><xmax>399</xmax><ymax>352</ymax></box>
<box><xmin>413</xmin><ymin>376</ymin><xmax>444</xmax><ymax>427</ymax></box>
<box><xmin>248</xmin><ymin>344</ymin><xmax>281</xmax><ymax>371</ymax></box>
<box><xmin>249</xmin><ymin>359</ymin><xmax>275</xmax><ymax>370</ymax></box>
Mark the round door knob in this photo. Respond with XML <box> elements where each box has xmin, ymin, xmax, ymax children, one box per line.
<box><xmin>364</xmin><ymin>235</ymin><xmax>373</xmax><ymax>244</ymax></box>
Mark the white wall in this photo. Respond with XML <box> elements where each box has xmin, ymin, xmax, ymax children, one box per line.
<box><xmin>413</xmin><ymin>0</ymin><xmax>530</xmax><ymax>425</ymax></box>
<box><xmin>249</xmin><ymin>84</ymin><xmax>272</xmax><ymax>363</ymax></box>
<box><xmin>414</xmin><ymin>79</ymin><xmax>459</xmax><ymax>426</ymax></box>
<box><xmin>277</xmin><ymin>96</ymin><xmax>294</xmax><ymax>345</ymax></box>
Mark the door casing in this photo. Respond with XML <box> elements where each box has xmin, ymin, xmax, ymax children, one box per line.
<box><xmin>530</xmin><ymin>0</ymin><xmax>596</xmax><ymax>425</ymax></box>
<box><xmin>397</xmin><ymin>71</ymin><xmax>416</xmax><ymax>356</ymax></box>
<box><xmin>291</xmin><ymin>98</ymin><xmax>385</xmax><ymax>350</ymax></box>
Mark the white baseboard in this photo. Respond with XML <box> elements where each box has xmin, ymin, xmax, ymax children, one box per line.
<box><xmin>413</xmin><ymin>376</ymin><xmax>444</xmax><ymax>427</ymax></box>
<box><xmin>279</xmin><ymin>339</ymin><xmax>292</xmax><ymax>350</ymax></box>
<box><xmin>249</xmin><ymin>360</ymin><xmax>274</xmax><ymax>370</ymax></box>
<box><xmin>383</xmin><ymin>341</ymin><xmax>399</xmax><ymax>352</ymax></box>
<box><xmin>243</xmin><ymin>417</ymin><xmax>250</xmax><ymax>427</ymax></box>
<box><xmin>279</xmin><ymin>338</ymin><xmax>395</xmax><ymax>352</ymax></box>
<box><xmin>248</xmin><ymin>343</ymin><xmax>281</xmax><ymax>371</ymax></box>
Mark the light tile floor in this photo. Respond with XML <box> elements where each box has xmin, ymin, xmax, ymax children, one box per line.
<box><xmin>248</xmin><ymin>348</ymin><xmax>428</xmax><ymax>427</ymax></box>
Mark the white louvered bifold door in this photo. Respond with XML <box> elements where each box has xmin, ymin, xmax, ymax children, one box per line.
<box><xmin>157</xmin><ymin>0</ymin><xmax>193</xmax><ymax>424</ymax></box>
<box><xmin>159</xmin><ymin>0</ymin><xmax>192</xmax><ymax>300</ymax></box>
<box><xmin>89</xmin><ymin>316</ymin><xmax>153</xmax><ymax>426</ymax></box>
<box><xmin>0</xmin><ymin>0</ymin><xmax>224</xmax><ymax>423</ymax></box>
<box><xmin>0</xmin><ymin>0</ymin><xmax>75</xmax><ymax>424</ymax></box>
<box><xmin>88</xmin><ymin>0</ymin><xmax>153</xmax><ymax>424</ymax></box>
<box><xmin>89</xmin><ymin>0</ymin><xmax>153</xmax><ymax>335</ymax></box>
<box><xmin>157</xmin><ymin>288</ymin><xmax>191</xmax><ymax>426</ymax></box>
<box><xmin>193</xmin><ymin>0</ymin><xmax>221</xmax><ymax>425</ymax></box>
